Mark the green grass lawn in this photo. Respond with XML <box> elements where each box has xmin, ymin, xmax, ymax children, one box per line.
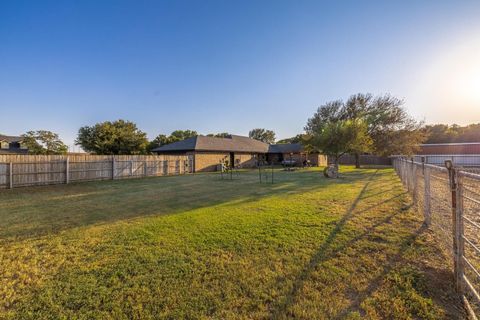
<box><xmin>0</xmin><ymin>167</ymin><xmax>463</xmax><ymax>319</ymax></box>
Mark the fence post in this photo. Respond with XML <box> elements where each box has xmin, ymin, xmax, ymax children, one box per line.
<box><xmin>406</xmin><ymin>160</ymin><xmax>411</xmax><ymax>192</ymax></box>
<box><xmin>412</xmin><ymin>161</ymin><xmax>418</xmax><ymax>204</ymax></box>
<box><xmin>65</xmin><ymin>157</ymin><xmax>70</xmax><ymax>184</ymax></box>
<box><xmin>404</xmin><ymin>159</ymin><xmax>408</xmax><ymax>188</ymax></box>
<box><xmin>424</xmin><ymin>166</ymin><xmax>431</xmax><ymax>226</ymax></box>
<box><xmin>456</xmin><ymin>172</ymin><xmax>465</xmax><ymax>295</ymax></box>
<box><xmin>410</xmin><ymin>158</ymin><xmax>415</xmax><ymax>193</ymax></box>
<box><xmin>9</xmin><ymin>162</ymin><xmax>13</xmax><ymax>189</ymax></box>
<box><xmin>112</xmin><ymin>156</ymin><xmax>116</xmax><ymax>180</ymax></box>
<box><xmin>144</xmin><ymin>160</ymin><xmax>147</xmax><ymax>176</ymax></box>
<box><xmin>130</xmin><ymin>160</ymin><xmax>133</xmax><ymax>176</ymax></box>
<box><xmin>446</xmin><ymin>160</ymin><xmax>465</xmax><ymax>294</ymax></box>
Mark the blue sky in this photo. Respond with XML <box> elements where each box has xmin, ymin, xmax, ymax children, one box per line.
<box><xmin>1</xmin><ymin>0</ymin><xmax>480</xmax><ymax>149</ymax></box>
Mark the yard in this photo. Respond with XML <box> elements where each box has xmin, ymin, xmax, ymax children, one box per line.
<box><xmin>0</xmin><ymin>167</ymin><xmax>463</xmax><ymax>319</ymax></box>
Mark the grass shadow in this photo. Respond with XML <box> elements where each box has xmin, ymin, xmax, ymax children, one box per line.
<box><xmin>270</xmin><ymin>170</ymin><xmax>379</xmax><ymax>318</ymax></box>
<box><xmin>0</xmin><ymin>167</ymin><xmax>387</xmax><ymax>242</ymax></box>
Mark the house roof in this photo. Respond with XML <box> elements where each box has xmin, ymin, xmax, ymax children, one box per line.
<box><xmin>0</xmin><ymin>135</ymin><xmax>23</xmax><ymax>143</ymax></box>
<box><xmin>268</xmin><ymin>143</ymin><xmax>303</xmax><ymax>153</ymax></box>
<box><xmin>152</xmin><ymin>136</ymin><xmax>198</xmax><ymax>152</ymax></box>
<box><xmin>152</xmin><ymin>135</ymin><xmax>270</xmax><ymax>153</ymax></box>
<box><xmin>152</xmin><ymin>135</ymin><xmax>306</xmax><ymax>154</ymax></box>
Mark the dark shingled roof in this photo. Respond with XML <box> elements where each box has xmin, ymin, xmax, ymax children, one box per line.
<box><xmin>267</xmin><ymin>143</ymin><xmax>303</xmax><ymax>153</ymax></box>
<box><xmin>152</xmin><ymin>135</ymin><xmax>270</xmax><ymax>153</ymax></box>
<box><xmin>152</xmin><ymin>135</ymin><xmax>305</xmax><ymax>154</ymax></box>
<box><xmin>152</xmin><ymin>136</ymin><xmax>198</xmax><ymax>152</ymax></box>
<box><xmin>0</xmin><ymin>135</ymin><xmax>23</xmax><ymax>143</ymax></box>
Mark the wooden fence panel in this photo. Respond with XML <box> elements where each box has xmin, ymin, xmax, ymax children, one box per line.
<box><xmin>0</xmin><ymin>154</ymin><xmax>193</xmax><ymax>189</ymax></box>
<box><xmin>328</xmin><ymin>154</ymin><xmax>392</xmax><ymax>166</ymax></box>
<box><xmin>0</xmin><ymin>163</ymin><xmax>7</xmax><ymax>187</ymax></box>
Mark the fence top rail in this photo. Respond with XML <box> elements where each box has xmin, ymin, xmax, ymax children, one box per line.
<box><xmin>460</xmin><ymin>170</ymin><xmax>480</xmax><ymax>180</ymax></box>
<box><xmin>394</xmin><ymin>158</ymin><xmax>449</xmax><ymax>172</ymax></box>
<box><xmin>0</xmin><ymin>159</ymin><xmax>190</xmax><ymax>165</ymax></box>
<box><xmin>398</xmin><ymin>159</ymin><xmax>480</xmax><ymax>178</ymax></box>
<box><xmin>0</xmin><ymin>161</ymin><xmax>67</xmax><ymax>165</ymax></box>
<box><xmin>415</xmin><ymin>154</ymin><xmax>480</xmax><ymax>157</ymax></box>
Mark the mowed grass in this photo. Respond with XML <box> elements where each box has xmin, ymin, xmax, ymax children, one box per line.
<box><xmin>0</xmin><ymin>167</ymin><xmax>463</xmax><ymax>319</ymax></box>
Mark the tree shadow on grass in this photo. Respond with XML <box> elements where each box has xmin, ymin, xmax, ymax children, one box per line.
<box><xmin>269</xmin><ymin>170</ymin><xmax>380</xmax><ymax>318</ymax></box>
<box><xmin>0</xmin><ymin>168</ymin><xmax>385</xmax><ymax>242</ymax></box>
<box><xmin>269</xmin><ymin>167</ymin><xmax>463</xmax><ymax>319</ymax></box>
<box><xmin>332</xmin><ymin>223</ymin><xmax>428</xmax><ymax>319</ymax></box>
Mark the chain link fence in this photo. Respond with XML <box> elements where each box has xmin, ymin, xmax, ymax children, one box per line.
<box><xmin>393</xmin><ymin>157</ymin><xmax>480</xmax><ymax>318</ymax></box>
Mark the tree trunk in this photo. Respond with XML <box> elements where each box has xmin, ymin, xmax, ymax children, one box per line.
<box><xmin>354</xmin><ymin>153</ymin><xmax>360</xmax><ymax>169</ymax></box>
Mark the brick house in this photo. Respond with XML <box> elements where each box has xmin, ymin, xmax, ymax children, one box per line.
<box><xmin>0</xmin><ymin>135</ymin><xmax>28</xmax><ymax>154</ymax></box>
<box><xmin>152</xmin><ymin>135</ymin><xmax>326</xmax><ymax>172</ymax></box>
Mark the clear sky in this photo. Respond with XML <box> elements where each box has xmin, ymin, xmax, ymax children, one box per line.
<box><xmin>1</xmin><ymin>0</ymin><xmax>480</xmax><ymax>149</ymax></box>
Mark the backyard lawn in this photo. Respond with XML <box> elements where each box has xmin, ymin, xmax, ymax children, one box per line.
<box><xmin>0</xmin><ymin>167</ymin><xmax>464</xmax><ymax>319</ymax></box>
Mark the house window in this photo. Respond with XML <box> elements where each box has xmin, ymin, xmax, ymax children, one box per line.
<box><xmin>19</xmin><ymin>142</ymin><xmax>28</xmax><ymax>149</ymax></box>
<box><xmin>0</xmin><ymin>141</ymin><xmax>9</xmax><ymax>149</ymax></box>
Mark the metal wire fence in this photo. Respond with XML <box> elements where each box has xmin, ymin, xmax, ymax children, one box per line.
<box><xmin>393</xmin><ymin>157</ymin><xmax>480</xmax><ymax>318</ymax></box>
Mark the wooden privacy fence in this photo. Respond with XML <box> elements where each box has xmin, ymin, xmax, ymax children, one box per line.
<box><xmin>328</xmin><ymin>154</ymin><xmax>392</xmax><ymax>166</ymax></box>
<box><xmin>0</xmin><ymin>155</ymin><xmax>194</xmax><ymax>189</ymax></box>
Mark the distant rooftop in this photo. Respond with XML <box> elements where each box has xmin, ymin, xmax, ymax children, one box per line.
<box><xmin>0</xmin><ymin>135</ymin><xmax>23</xmax><ymax>143</ymax></box>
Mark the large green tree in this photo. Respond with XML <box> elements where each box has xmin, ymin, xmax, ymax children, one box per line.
<box><xmin>147</xmin><ymin>134</ymin><xmax>169</xmax><ymax>153</ymax></box>
<box><xmin>306</xmin><ymin>119</ymin><xmax>372</xmax><ymax>167</ymax></box>
<box><xmin>21</xmin><ymin>130</ymin><xmax>68</xmax><ymax>155</ymax></box>
<box><xmin>76</xmin><ymin>120</ymin><xmax>148</xmax><ymax>154</ymax></box>
<box><xmin>168</xmin><ymin>130</ymin><xmax>198</xmax><ymax>143</ymax></box>
<box><xmin>248</xmin><ymin>128</ymin><xmax>276</xmax><ymax>144</ymax></box>
<box><xmin>148</xmin><ymin>130</ymin><xmax>198</xmax><ymax>152</ymax></box>
<box><xmin>305</xmin><ymin>94</ymin><xmax>425</xmax><ymax>168</ymax></box>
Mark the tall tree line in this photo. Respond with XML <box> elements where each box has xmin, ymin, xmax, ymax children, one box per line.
<box><xmin>423</xmin><ymin>124</ymin><xmax>480</xmax><ymax>143</ymax></box>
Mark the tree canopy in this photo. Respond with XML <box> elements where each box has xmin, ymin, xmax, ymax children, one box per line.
<box><xmin>22</xmin><ymin>130</ymin><xmax>68</xmax><ymax>155</ymax></box>
<box><xmin>423</xmin><ymin>123</ymin><xmax>480</xmax><ymax>143</ymax></box>
<box><xmin>248</xmin><ymin>128</ymin><xmax>276</xmax><ymax>144</ymax></box>
<box><xmin>168</xmin><ymin>130</ymin><xmax>198</xmax><ymax>143</ymax></box>
<box><xmin>276</xmin><ymin>134</ymin><xmax>303</xmax><ymax>144</ymax></box>
<box><xmin>206</xmin><ymin>132</ymin><xmax>230</xmax><ymax>138</ymax></box>
<box><xmin>305</xmin><ymin>94</ymin><xmax>425</xmax><ymax>160</ymax></box>
<box><xmin>148</xmin><ymin>130</ymin><xmax>198</xmax><ymax>152</ymax></box>
<box><xmin>76</xmin><ymin>120</ymin><xmax>148</xmax><ymax>155</ymax></box>
<box><xmin>307</xmin><ymin>119</ymin><xmax>372</xmax><ymax>165</ymax></box>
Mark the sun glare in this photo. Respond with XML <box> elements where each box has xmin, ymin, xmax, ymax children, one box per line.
<box><xmin>459</xmin><ymin>65</ymin><xmax>480</xmax><ymax>103</ymax></box>
<box><xmin>417</xmin><ymin>37</ymin><xmax>480</xmax><ymax>119</ymax></box>
<box><xmin>450</xmin><ymin>56</ymin><xmax>480</xmax><ymax>104</ymax></box>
